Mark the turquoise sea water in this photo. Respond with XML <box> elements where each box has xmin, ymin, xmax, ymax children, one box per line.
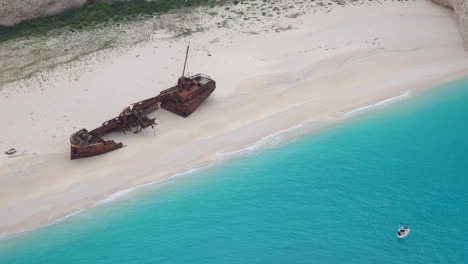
<box><xmin>1</xmin><ymin>78</ymin><xmax>467</xmax><ymax>263</ymax></box>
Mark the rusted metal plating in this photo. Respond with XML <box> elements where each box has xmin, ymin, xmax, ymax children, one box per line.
<box><xmin>70</xmin><ymin>45</ymin><xmax>215</xmax><ymax>160</ymax></box>
<box><xmin>70</xmin><ymin>74</ymin><xmax>216</xmax><ymax>159</ymax></box>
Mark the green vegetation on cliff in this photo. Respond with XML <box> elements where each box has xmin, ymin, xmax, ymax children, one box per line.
<box><xmin>0</xmin><ymin>0</ymin><xmax>229</xmax><ymax>43</ymax></box>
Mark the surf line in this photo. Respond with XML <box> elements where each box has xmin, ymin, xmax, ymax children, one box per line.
<box><xmin>0</xmin><ymin>90</ymin><xmax>414</xmax><ymax>239</ymax></box>
<box><xmin>344</xmin><ymin>90</ymin><xmax>412</xmax><ymax>117</ymax></box>
<box><xmin>0</xmin><ymin>165</ymin><xmax>214</xmax><ymax>240</ymax></box>
<box><xmin>53</xmin><ymin>90</ymin><xmax>415</xmax><ymax>226</ymax></box>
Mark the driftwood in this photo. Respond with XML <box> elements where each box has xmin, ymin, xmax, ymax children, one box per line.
<box><xmin>7</xmin><ymin>153</ymin><xmax>28</xmax><ymax>158</ymax></box>
<box><xmin>4</xmin><ymin>148</ymin><xmax>17</xmax><ymax>155</ymax></box>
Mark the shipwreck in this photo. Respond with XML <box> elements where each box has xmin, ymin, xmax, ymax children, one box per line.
<box><xmin>70</xmin><ymin>45</ymin><xmax>216</xmax><ymax>159</ymax></box>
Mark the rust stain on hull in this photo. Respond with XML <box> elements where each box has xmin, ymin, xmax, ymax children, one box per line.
<box><xmin>70</xmin><ymin>129</ymin><xmax>124</xmax><ymax>159</ymax></box>
<box><xmin>162</xmin><ymin>75</ymin><xmax>216</xmax><ymax>117</ymax></box>
<box><xmin>70</xmin><ymin>46</ymin><xmax>216</xmax><ymax>159</ymax></box>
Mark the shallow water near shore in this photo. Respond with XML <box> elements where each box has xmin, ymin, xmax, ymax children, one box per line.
<box><xmin>1</xmin><ymin>78</ymin><xmax>467</xmax><ymax>263</ymax></box>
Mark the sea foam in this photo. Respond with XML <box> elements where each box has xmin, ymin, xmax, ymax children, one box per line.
<box><xmin>47</xmin><ymin>166</ymin><xmax>213</xmax><ymax>230</ymax></box>
<box><xmin>344</xmin><ymin>90</ymin><xmax>412</xmax><ymax>116</ymax></box>
<box><xmin>13</xmin><ymin>90</ymin><xmax>413</xmax><ymax>235</ymax></box>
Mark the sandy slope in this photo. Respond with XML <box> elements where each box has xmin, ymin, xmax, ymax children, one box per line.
<box><xmin>1</xmin><ymin>0</ymin><xmax>468</xmax><ymax>235</ymax></box>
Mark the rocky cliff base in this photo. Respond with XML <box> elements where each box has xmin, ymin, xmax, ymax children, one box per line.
<box><xmin>432</xmin><ymin>0</ymin><xmax>468</xmax><ymax>51</ymax></box>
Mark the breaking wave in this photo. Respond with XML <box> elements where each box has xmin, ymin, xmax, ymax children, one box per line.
<box><xmin>1</xmin><ymin>89</ymin><xmax>413</xmax><ymax>238</ymax></box>
<box><xmin>344</xmin><ymin>90</ymin><xmax>412</xmax><ymax>116</ymax></box>
<box><xmin>93</xmin><ymin>166</ymin><xmax>210</xmax><ymax>207</ymax></box>
<box><xmin>45</xmin><ymin>166</ymin><xmax>213</xmax><ymax>231</ymax></box>
<box><xmin>211</xmin><ymin>122</ymin><xmax>309</xmax><ymax>161</ymax></box>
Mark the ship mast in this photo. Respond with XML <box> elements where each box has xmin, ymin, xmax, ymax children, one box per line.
<box><xmin>181</xmin><ymin>43</ymin><xmax>190</xmax><ymax>77</ymax></box>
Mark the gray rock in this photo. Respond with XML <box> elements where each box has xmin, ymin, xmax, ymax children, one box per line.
<box><xmin>432</xmin><ymin>0</ymin><xmax>468</xmax><ymax>51</ymax></box>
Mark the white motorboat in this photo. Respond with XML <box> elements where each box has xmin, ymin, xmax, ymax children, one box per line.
<box><xmin>397</xmin><ymin>223</ymin><xmax>411</xmax><ymax>238</ymax></box>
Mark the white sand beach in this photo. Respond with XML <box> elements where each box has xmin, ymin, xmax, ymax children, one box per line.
<box><xmin>1</xmin><ymin>0</ymin><xmax>467</xmax><ymax>235</ymax></box>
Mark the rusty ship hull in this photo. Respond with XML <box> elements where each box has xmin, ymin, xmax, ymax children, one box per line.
<box><xmin>162</xmin><ymin>74</ymin><xmax>216</xmax><ymax>117</ymax></box>
<box><xmin>70</xmin><ymin>129</ymin><xmax>124</xmax><ymax>160</ymax></box>
<box><xmin>70</xmin><ymin>73</ymin><xmax>216</xmax><ymax>159</ymax></box>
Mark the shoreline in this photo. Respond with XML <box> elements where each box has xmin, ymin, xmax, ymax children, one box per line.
<box><xmin>0</xmin><ymin>88</ymin><xmax>416</xmax><ymax>239</ymax></box>
<box><xmin>2</xmin><ymin>75</ymin><xmax>467</xmax><ymax>240</ymax></box>
<box><xmin>1</xmin><ymin>0</ymin><xmax>468</xmax><ymax>237</ymax></box>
